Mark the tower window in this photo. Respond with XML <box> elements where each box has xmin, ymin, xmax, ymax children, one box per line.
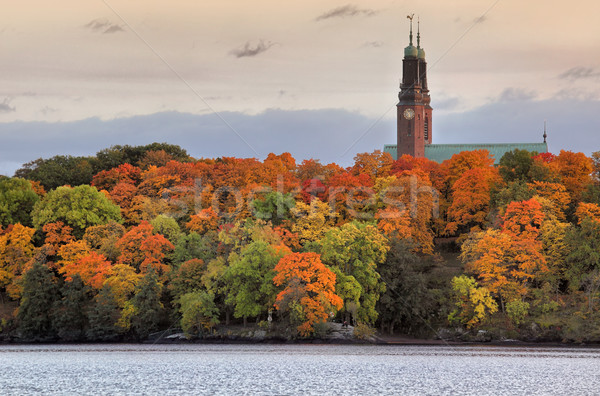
<box><xmin>424</xmin><ymin>118</ymin><xmax>429</xmax><ymax>141</ymax></box>
<box><xmin>408</xmin><ymin>121</ymin><xmax>412</xmax><ymax>136</ymax></box>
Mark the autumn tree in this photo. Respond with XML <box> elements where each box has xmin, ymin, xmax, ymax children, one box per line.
<box><xmin>445</xmin><ymin>167</ymin><xmax>502</xmax><ymax>236</ymax></box>
<box><xmin>448</xmin><ymin>275</ymin><xmax>497</xmax><ymax>328</ymax></box>
<box><xmin>186</xmin><ymin>208</ymin><xmax>220</xmax><ymax>235</ymax></box>
<box><xmin>116</xmin><ymin>221</ymin><xmax>174</xmax><ymax>275</ymax></box>
<box><xmin>376</xmin><ymin>171</ymin><xmax>437</xmax><ymax>254</ymax></box>
<box><xmin>442</xmin><ymin>149</ymin><xmax>495</xmax><ymax>186</ymax></box>
<box><xmin>461</xmin><ymin>198</ymin><xmax>548</xmax><ymax>310</ymax></box>
<box><xmin>91</xmin><ymin>163</ymin><xmax>142</xmax><ymax>191</ymax></box>
<box><xmin>291</xmin><ymin>198</ymin><xmax>338</xmax><ymax>246</ymax></box>
<box><xmin>82</xmin><ymin>221</ymin><xmax>126</xmax><ymax>262</ymax></box>
<box><xmin>0</xmin><ymin>224</ymin><xmax>36</xmax><ymax>298</ymax></box>
<box><xmin>273</xmin><ymin>252</ymin><xmax>343</xmax><ymax>337</ymax></box>
<box><xmin>549</xmin><ymin>150</ymin><xmax>593</xmax><ymax>198</ymax></box>
<box><xmin>351</xmin><ymin>150</ymin><xmax>394</xmax><ymax>181</ymax></box>
<box><xmin>60</xmin><ymin>251</ymin><xmax>113</xmax><ymax>290</ymax></box>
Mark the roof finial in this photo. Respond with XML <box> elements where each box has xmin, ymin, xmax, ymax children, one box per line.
<box><xmin>417</xmin><ymin>16</ymin><xmax>421</xmax><ymax>48</ymax></box>
<box><xmin>407</xmin><ymin>14</ymin><xmax>414</xmax><ymax>46</ymax></box>
<box><xmin>543</xmin><ymin>120</ymin><xmax>547</xmax><ymax>143</ymax></box>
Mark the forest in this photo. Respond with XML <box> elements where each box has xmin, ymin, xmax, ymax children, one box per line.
<box><xmin>1</xmin><ymin>142</ymin><xmax>599</xmax><ymax>342</ymax></box>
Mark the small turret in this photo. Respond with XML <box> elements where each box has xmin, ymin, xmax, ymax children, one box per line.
<box><xmin>417</xmin><ymin>18</ymin><xmax>426</xmax><ymax>59</ymax></box>
<box><xmin>543</xmin><ymin>121</ymin><xmax>547</xmax><ymax>143</ymax></box>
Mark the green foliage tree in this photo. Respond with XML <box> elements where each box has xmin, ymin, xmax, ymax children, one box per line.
<box><xmin>15</xmin><ymin>155</ymin><xmax>95</xmax><ymax>191</ymax></box>
<box><xmin>94</xmin><ymin>143</ymin><xmax>191</xmax><ymax>172</ymax></box>
<box><xmin>150</xmin><ymin>214</ymin><xmax>182</xmax><ymax>245</ymax></box>
<box><xmin>0</xmin><ymin>177</ymin><xmax>40</xmax><ymax>227</ymax></box>
<box><xmin>499</xmin><ymin>149</ymin><xmax>536</xmax><ymax>183</ymax></box>
<box><xmin>51</xmin><ymin>275</ymin><xmax>92</xmax><ymax>341</ymax></box>
<box><xmin>252</xmin><ymin>191</ymin><xmax>295</xmax><ymax>225</ymax></box>
<box><xmin>179</xmin><ymin>291</ymin><xmax>220</xmax><ymax>337</ymax></box>
<box><xmin>320</xmin><ymin>221</ymin><xmax>388</xmax><ymax>325</ymax></box>
<box><xmin>87</xmin><ymin>285</ymin><xmax>123</xmax><ymax>341</ymax></box>
<box><xmin>224</xmin><ymin>241</ymin><xmax>287</xmax><ymax>323</ymax></box>
<box><xmin>17</xmin><ymin>262</ymin><xmax>60</xmax><ymax>340</ymax></box>
<box><xmin>169</xmin><ymin>259</ymin><xmax>206</xmax><ymax>300</ymax></box>
<box><xmin>565</xmin><ymin>218</ymin><xmax>600</xmax><ymax>310</ymax></box>
<box><xmin>32</xmin><ymin>185</ymin><xmax>121</xmax><ymax>238</ymax></box>
<box><xmin>130</xmin><ymin>270</ymin><xmax>164</xmax><ymax>340</ymax></box>
<box><xmin>376</xmin><ymin>240</ymin><xmax>433</xmax><ymax>335</ymax></box>
<box><xmin>172</xmin><ymin>231</ymin><xmax>218</xmax><ymax>266</ymax></box>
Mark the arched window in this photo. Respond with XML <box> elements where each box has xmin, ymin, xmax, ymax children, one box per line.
<box><xmin>424</xmin><ymin>118</ymin><xmax>429</xmax><ymax>141</ymax></box>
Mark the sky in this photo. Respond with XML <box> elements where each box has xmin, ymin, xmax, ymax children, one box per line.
<box><xmin>1</xmin><ymin>0</ymin><xmax>599</xmax><ymax>175</ymax></box>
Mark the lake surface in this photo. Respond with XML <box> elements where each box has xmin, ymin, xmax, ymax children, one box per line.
<box><xmin>1</xmin><ymin>344</ymin><xmax>599</xmax><ymax>395</ymax></box>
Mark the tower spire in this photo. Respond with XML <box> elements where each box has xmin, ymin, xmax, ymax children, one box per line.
<box><xmin>543</xmin><ymin>120</ymin><xmax>547</xmax><ymax>143</ymax></box>
<box><xmin>407</xmin><ymin>14</ymin><xmax>414</xmax><ymax>46</ymax></box>
<box><xmin>417</xmin><ymin>16</ymin><xmax>421</xmax><ymax>48</ymax></box>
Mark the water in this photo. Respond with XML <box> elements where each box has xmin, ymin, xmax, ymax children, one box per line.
<box><xmin>1</xmin><ymin>344</ymin><xmax>599</xmax><ymax>395</ymax></box>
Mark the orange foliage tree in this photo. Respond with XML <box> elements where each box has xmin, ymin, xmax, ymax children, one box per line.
<box><xmin>376</xmin><ymin>170</ymin><xmax>436</xmax><ymax>254</ymax></box>
<box><xmin>442</xmin><ymin>149</ymin><xmax>495</xmax><ymax>186</ymax></box>
<box><xmin>116</xmin><ymin>221</ymin><xmax>174</xmax><ymax>275</ymax></box>
<box><xmin>60</xmin><ymin>251</ymin><xmax>113</xmax><ymax>289</ymax></box>
<box><xmin>351</xmin><ymin>150</ymin><xmax>394</xmax><ymax>182</ymax></box>
<box><xmin>576</xmin><ymin>202</ymin><xmax>600</xmax><ymax>224</ymax></box>
<box><xmin>273</xmin><ymin>252</ymin><xmax>343</xmax><ymax>336</ymax></box>
<box><xmin>92</xmin><ymin>163</ymin><xmax>142</xmax><ymax>191</ymax></box>
<box><xmin>186</xmin><ymin>207</ymin><xmax>220</xmax><ymax>235</ymax></box>
<box><xmin>445</xmin><ymin>167</ymin><xmax>502</xmax><ymax>235</ymax></box>
<box><xmin>549</xmin><ymin>150</ymin><xmax>594</xmax><ymax>197</ymax></box>
<box><xmin>461</xmin><ymin>198</ymin><xmax>549</xmax><ymax>308</ymax></box>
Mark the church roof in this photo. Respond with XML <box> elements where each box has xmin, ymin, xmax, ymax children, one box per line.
<box><xmin>383</xmin><ymin>142</ymin><xmax>548</xmax><ymax>164</ymax></box>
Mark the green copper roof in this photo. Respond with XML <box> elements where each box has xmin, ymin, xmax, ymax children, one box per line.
<box><xmin>384</xmin><ymin>143</ymin><xmax>548</xmax><ymax>165</ymax></box>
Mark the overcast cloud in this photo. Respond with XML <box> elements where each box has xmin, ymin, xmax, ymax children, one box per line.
<box><xmin>1</xmin><ymin>95</ymin><xmax>598</xmax><ymax>177</ymax></box>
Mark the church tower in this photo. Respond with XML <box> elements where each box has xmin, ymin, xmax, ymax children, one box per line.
<box><xmin>397</xmin><ymin>16</ymin><xmax>432</xmax><ymax>159</ymax></box>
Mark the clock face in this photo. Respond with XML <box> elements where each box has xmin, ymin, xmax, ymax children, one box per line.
<box><xmin>403</xmin><ymin>108</ymin><xmax>415</xmax><ymax>120</ymax></box>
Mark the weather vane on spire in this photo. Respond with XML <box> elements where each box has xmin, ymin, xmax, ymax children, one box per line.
<box><xmin>407</xmin><ymin>14</ymin><xmax>414</xmax><ymax>45</ymax></box>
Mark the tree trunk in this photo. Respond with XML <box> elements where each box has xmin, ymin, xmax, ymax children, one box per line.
<box><xmin>243</xmin><ymin>316</ymin><xmax>247</xmax><ymax>328</ymax></box>
<box><xmin>225</xmin><ymin>310</ymin><xmax>230</xmax><ymax>326</ymax></box>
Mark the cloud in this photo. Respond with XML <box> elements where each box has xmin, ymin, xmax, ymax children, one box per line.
<box><xmin>433</xmin><ymin>96</ymin><xmax>461</xmax><ymax>111</ymax></box>
<box><xmin>473</xmin><ymin>15</ymin><xmax>488</xmax><ymax>24</ymax></box>
<box><xmin>435</xmin><ymin>97</ymin><xmax>600</xmax><ymax>158</ymax></box>
<box><xmin>2</xmin><ymin>98</ymin><xmax>598</xmax><ymax>177</ymax></box>
<box><xmin>230</xmin><ymin>40</ymin><xmax>276</xmax><ymax>58</ymax></box>
<box><xmin>362</xmin><ymin>41</ymin><xmax>383</xmax><ymax>48</ymax></box>
<box><xmin>85</xmin><ymin>19</ymin><xmax>125</xmax><ymax>34</ymax></box>
<box><xmin>0</xmin><ymin>98</ymin><xmax>15</xmax><ymax>113</ymax></box>
<box><xmin>496</xmin><ymin>88</ymin><xmax>537</xmax><ymax>102</ymax></box>
<box><xmin>316</xmin><ymin>4</ymin><xmax>377</xmax><ymax>21</ymax></box>
<box><xmin>0</xmin><ymin>109</ymin><xmax>395</xmax><ymax>176</ymax></box>
<box><xmin>40</xmin><ymin>106</ymin><xmax>58</xmax><ymax>116</ymax></box>
<box><xmin>559</xmin><ymin>66</ymin><xmax>600</xmax><ymax>81</ymax></box>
